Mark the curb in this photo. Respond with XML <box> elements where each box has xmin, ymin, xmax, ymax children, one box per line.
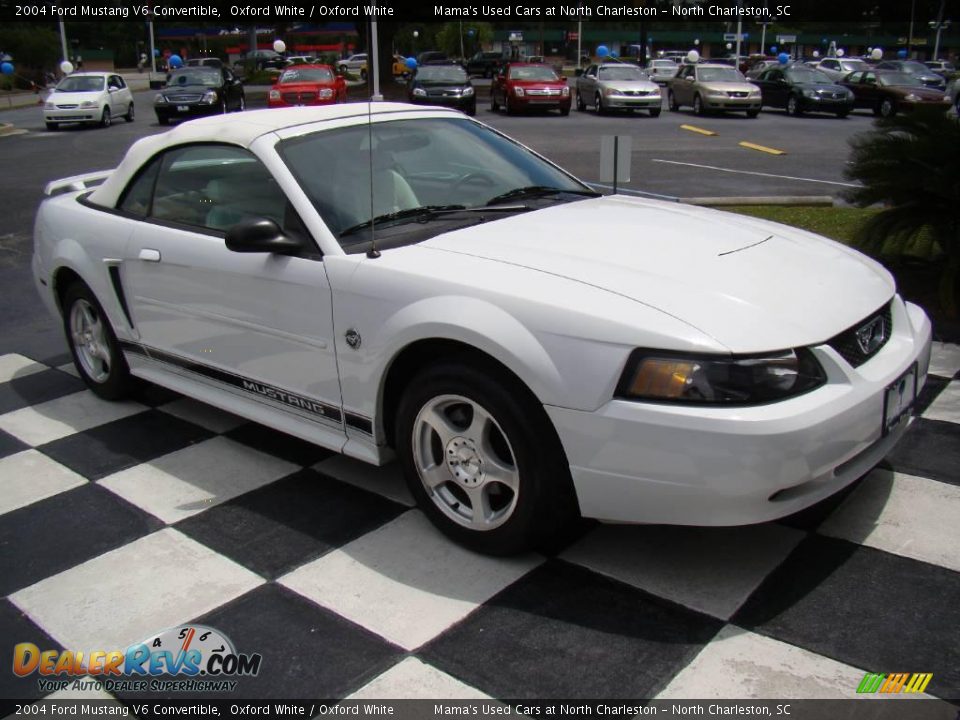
<box><xmin>680</xmin><ymin>196</ymin><xmax>834</xmax><ymax>206</ymax></box>
<box><xmin>0</xmin><ymin>122</ymin><xmax>27</xmax><ymax>137</ymax></box>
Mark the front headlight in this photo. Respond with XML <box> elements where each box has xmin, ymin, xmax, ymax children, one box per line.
<box><xmin>749</xmin><ymin>89</ymin><xmax>761</xmax><ymax>97</ymax></box>
<box><xmin>154</xmin><ymin>94</ymin><xmax>167</xmax><ymax>104</ymax></box>
<box><xmin>319</xmin><ymin>88</ymin><xmax>333</xmax><ymax>99</ymax></box>
<box><xmin>616</xmin><ymin>348</ymin><xmax>826</xmax><ymax>405</ymax></box>
<box><xmin>650</xmin><ymin>87</ymin><xmax>661</xmax><ymax>96</ymax></box>
<box><xmin>79</xmin><ymin>100</ymin><xmax>96</xmax><ymax>108</ymax></box>
<box><xmin>412</xmin><ymin>87</ymin><xmax>426</xmax><ymax>97</ymax></box>
<box><xmin>513</xmin><ymin>86</ymin><xmax>524</xmax><ymax>97</ymax></box>
<box><xmin>904</xmin><ymin>93</ymin><xmax>920</xmax><ymax>102</ymax></box>
<box><xmin>803</xmin><ymin>89</ymin><xmax>818</xmax><ymax>99</ymax></box>
<box><xmin>201</xmin><ymin>90</ymin><xmax>219</xmax><ymax>104</ymax></box>
<box><xmin>44</xmin><ymin>101</ymin><xmax>55</xmax><ymax>109</ymax></box>
<box><xmin>268</xmin><ymin>89</ymin><xmax>280</xmax><ymax>100</ymax></box>
<box><xmin>706</xmin><ymin>89</ymin><xmax>725</xmax><ymax>97</ymax></box>
<box><xmin>604</xmin><ymin>87</ymin><xmax>619</xmax><ymax>97</ymax></box>
<box><xmin>463</xmin><ymin>86</ymin><xmax>474</xmax><ymax>96</ymax></box>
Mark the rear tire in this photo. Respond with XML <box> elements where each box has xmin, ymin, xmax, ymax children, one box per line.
<box><xmin>395</xmin><ymin>359</ymin><xmax>578</xmax><ymax>556</ymax></box>
<box><xmin>61</xmin><ymin>282</ymin><xmax>134</xmax><ymax>401</ymax></box>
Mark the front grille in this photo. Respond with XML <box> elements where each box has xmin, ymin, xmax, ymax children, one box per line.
<box><xmin>621</xmin><ymin>90</ymin><xmax>652</xmax><ymax>96</ymax></box>
<box><xmin>527</xmin><ymin>88</ymin><xmax>560</xmax><ymax>96</ymax></box>
<box><xmin>282</xmin><ymin>91</ymin><xmax>317</xmax><ymax>104</ymax></box>
<box><xmin>727</xmin><ymin>91</ymin><xmax>749</xmax><ymax>98</ymax></box>
<box><xmin>56</xmin><ymin>104</ymin><xmax>78</xmax><ymax>109</ymax></box>
<box><xmin>825</xmin><ymin>301</ymin><xmax>893</xmax><ymax>367</ymax></box>
<box><xmin>167</xmin><ymin>94</ymin><xmax>202</xmax><ymax>103</ymax></box>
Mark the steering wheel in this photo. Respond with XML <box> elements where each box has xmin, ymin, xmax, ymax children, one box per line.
<box><xmin>451</xmin><ymin>171</ymin><xmax>497</xmax><ymax>193</ymax></box>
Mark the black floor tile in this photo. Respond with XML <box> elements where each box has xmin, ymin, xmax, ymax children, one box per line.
<box><xmin>733</xmin><ymin>535</ymin><xmax>960</xmax><ymax>701</ymax></box>
<box><xmin>175</xmin><ymin>468</ymin><xmax>404</xmax><ymax>579</ymax></box>
<box><xmin>0</xmin><ymin>368</ymin><xmax>86</xmax><ymax>415</ymax></box>
<box><xmin>0</xmin><ymin>428</ymin><xmax>28</xmax><ymax>459</ymax></box>
<box><xmin>226</xmin><ymin>423</ymin><xmax>334</xmax><ymax>466</ymax></box>
<box><xmin>0</xmin><ymin>483</ymin><xmax>163</xmax><ymax>596</ymax></box>
<box><xmin>115</xmin><ymin>584</ymin><xmax>403</xmax><ymax>700</ymax></box>
<box><xmin>884</xmin><ymin>418</ymin><xmax>960</xmax><ymax>486</ymax></box>
<box><xmin>38</xmin><ymin>409</ymin><xmax>215</xmax><ymax>480</ymax></box>
<box><xmin>0</xmin><ymin>599</ymin><xmax>64</xmax><ymax>700</ymax></box>
<box><xmin>421</xmin><ymin>559</ymin><xmax>723</xmax><ymax>700</ymax></box>
<box><xmin>129</xmin><ymin>382</ymin><xmax>183</xmax><ymax>407</ymax></box>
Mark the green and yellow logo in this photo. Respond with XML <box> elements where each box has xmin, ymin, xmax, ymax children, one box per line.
<box><xmin>856</xmin><ymin>672</ymin><xmax>933</xmax><ymax>694</ymax></box>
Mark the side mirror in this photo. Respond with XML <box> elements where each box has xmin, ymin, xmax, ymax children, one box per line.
<box><xmin>225</xmin><ymin>218</ymin><xmax>304</xmax><ymax>256</ymax></box>
<box><xmin>685</xmin><ymin>75</ymin><xmax>695</xmax><ymax>82</ymax></box>
<box><xmin>575</xmin><ymin>68</ymin><xmax>583</xmax><ymax>77</ymax></box>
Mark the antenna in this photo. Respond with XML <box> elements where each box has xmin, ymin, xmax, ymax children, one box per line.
<box><xmin>365</xmin><ymin>7</ymin><xmax>380</xmax><ymax>259</ymax></box>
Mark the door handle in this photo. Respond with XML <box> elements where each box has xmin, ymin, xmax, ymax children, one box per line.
<box><xmin>139</xmin><ymin>248</ymin><xmax>161</xmax><ymax>262</ymax></box>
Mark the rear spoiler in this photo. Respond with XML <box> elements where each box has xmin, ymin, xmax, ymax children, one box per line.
<box><xmin>44</xmin><ymin>170</ymin><xmax>113</xmax><ymax>197</ymax></box>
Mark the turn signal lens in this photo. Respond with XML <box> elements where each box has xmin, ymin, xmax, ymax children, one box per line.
<box><xmin>628</xmin><ymin>359</ymin><xmax>699</xmax><ymax>399</ymax></box>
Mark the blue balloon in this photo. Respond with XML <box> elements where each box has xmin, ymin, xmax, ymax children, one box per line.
<box><xmin>897</xmin><ymin>49</ymin><xmax>908</xmax><ymax>58</ymax></box>
<box><xmin>405</xmin><ymin>57</ymin><xmax>417</xmax><ymax>70</ymax></box>
<box><xmin>0</xmin><ymin>62</ymin><xmax>13</xmax><ymax>75</ymax></box>
<box><xmin>169</xmin><ymin>54</ymin><xmax>183</xmax><ymax>68</ymax></box>
<box><xmin>770</xmin><ymin>46</ymin><xmax>777</xmax><ymax>54</ymax></box>
<box><xmin>153</xmin><ymin>48</ymin><xmax>160</xmax><ymax>57</ymax></box>
<box><xmin>597</xmin><ymin>45</ymin><xmax>609</xmax><ymax>57</ymax></box>
<box><xmin>778</xmin><ymin>52</ymin><xmax>790</xmax><ymax>64</ymax></box>
<box><xmin>467</xmin><ymin>28</ymin><xmax>475</xmax><ymax>38</ymax></box>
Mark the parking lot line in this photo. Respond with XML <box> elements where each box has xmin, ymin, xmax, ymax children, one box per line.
<box><xmin>680</xmin><ymin>124</ymin><xmax>717</xmax><ymax>136</ymax></box>
<box><xmin>650</xmin><ymin>159</ymin><xmax>861</xmax><ymax>188</ymax></box>
<box><xmin>586</xmin><ymin>183</ymin><xmax>680</xmax><ymax>202</ymax></box>
<box><xmin>739</xmin><ymin>141</ymin><xmax>787</xmax><ymax>156</ymax></box>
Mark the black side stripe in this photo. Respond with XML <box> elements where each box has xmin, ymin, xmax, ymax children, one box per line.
<box><xmin>119</xmin><ymin>341</ymin><xmax>348</xmax><ymax>425</ymax></box>
<box><xmin>345</xmin><ymin>413</ymin><xmax>373</xmax><ymax>435</ymax></box>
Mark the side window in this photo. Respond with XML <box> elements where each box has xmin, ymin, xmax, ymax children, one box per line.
<box><xmin>115</xmin><ymin>76</ymin><xmax>126</xmax><ymax>89</ymax></box>
<box><xmin>117</xmin><ymin>156</ymin><xmax>162</xmax><ymax>217</ymax></box>
<box><xmin>586</xmin><ymin>65</ymin><xmax>597</xmax><ymax>77</ymax></box>
<box><xmin>864</xmin><ymin>72</ymin><xmax>876</xmax><ymax>85</ymax></box>
<box><xmin>150</xmin><ymin>145</ymin><xmax>291</xmax><ymax>234</ymax></box>
<box><xmin>107</xmin><ymin>75</ymin><xmax>121</xmax><ymax>90</ymax></box>
<box><xmin>846</xmin><ymin>72</ymin><xmax>862</xmax><ymax>84</ymax></box>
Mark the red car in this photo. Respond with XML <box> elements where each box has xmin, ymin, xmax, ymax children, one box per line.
<box><xmin>490</xmin><ymin>62</ymin><xmax>571</xmax><ymax>116</ymax></box>
<box><xmin>267</xmin><ymin>65</ymin><xmax>346</xmax><ymax>108</ymax></box>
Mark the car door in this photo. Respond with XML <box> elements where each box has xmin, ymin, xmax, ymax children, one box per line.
<box><xmin>579</xmin><ymin>64</ymin><xmax>598</xmax><ymax>101</ymax></box>
<box><xmin>754</xmin><ymin>68</ymin><xmax>775</xmax><ymax>106</ymax></box>
<box><xmin>106</xmin><ymin>75</ymin><xmax>124</xmax><ymax>115</ymax></box>
<box><xmin>675</xmin><ymin>65</ymin><xmax>695</xmax><ymax>104</ymax></box>
<box><xmin>119</xmin><ymin>143</ymin><xmax>344</xmax><ymax>437</ymax></box>
<box><xmin>840</xmin><ymin>72</ymin><xmax>863</xmax><ymax>106</ymax></box>
<box><xmin>857</xmin><ymin>71</ymin><xmax>880</xmax><ymax>109</ymax></box>
<box><xmin>221</xmin><ymin>67</ymin><xmax>241</xmax><ymax>108</ymax></box>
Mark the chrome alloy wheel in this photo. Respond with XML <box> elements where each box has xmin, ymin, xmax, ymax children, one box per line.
<box><xmin>412</xmin><ymin>394</ymin><xmax>520</xmax><ymax>531</ymax></box>
<box><xmin>69</xmin><ymin>299</ymin><xmax>111</xmax><ymax>383</ymax></box>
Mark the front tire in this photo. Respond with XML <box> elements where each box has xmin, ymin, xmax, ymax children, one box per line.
<box><xmin>668</xmin><ymin>89</ymin><xmax>679</xmax><ymax>112</ymax></box>
<box><xmin>649</xmin><ymin>107</ymin><xmax>661</xmax><ymax>118</ymax></box>
<box><xmin>576</xmin><ymin>91</ymin><xmax>586</xmax><ymax>111</ymax></box>
<box><xmin>124</xmin><ymin>103</ymin><xmax>135</xmax><ymax>122</ymax></box>
<box><xmin>45</xmin><ymin>121</ymin><xmax>58</xmax><ymax>131</ymax></box>
<box><xmin>62</xmin><ymin>282</ymin><xmax>134</xmax><ymax>401</ymax></box>
<box><xmin>490</xmin><ymin>92</ymin><xmax>500</xmax><ymax>113</ymax></box>
<box><xmin>595</xmin><ymin>92</ymin><xmax>606</xmax><ymax>115</ymax></box>
<box><xmin>787</xmin><ymin>95</ymin><xmax>802</xmax><ymax>116</ymax></box>
<box><xmin>880</xmin><ymin>98</ymin><xmax>896</xmax><ymax>117</ymax></box>
<box><xmin>746</xmin><ymin>109</ymin><xmax>760</xmax><ymax>118</ymax></box>
<box><xmin>693</xmin><ymin>93</ymin><xmax>704</xmax><ymax>116</ymax></box>
<box><xmin>396</xmin><ymin>360</ymin><xmax>577</xmax><ymax>555</ymax></box>
<box><xmin>100</xmin><ymin>107</ymin><xmax>111</xmax><ymax>128</ymax></box>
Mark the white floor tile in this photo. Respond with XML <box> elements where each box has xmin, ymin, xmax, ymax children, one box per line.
<box><xmin>314</xmin><ymin>455</ymin><xmax>415</xmax><ymax>507</ymax></box>
<box><xmin>922</xmin><ymin>381</ymin><xmax>960</xmax><ymax>424</ymax></box>
<box><xmin>656</xmin><ymin>625</ymin><xmax>872</xmax><ymax>699</ymax></box>
<box><xmin>0</xmin><ymin>354</ymin><xmax>46</xmax><ymax>383</ymax></box>
<box><xmin>928</xmin><ymin>342</ymin><xmax>960</xmax><ymax>378</ymax></box>
<box><xmin>98</xmin><ymin>436</ymin><xmax>299</xmax><ymax>524</ymax></box>
<box><xmin>11</xmin><ymin>528</ymin><xmax>263</xmax><ymax>651</ymax></box>
<box><xmin>158</xmin><ymin>397</ymin><xmax>246</xmax><ymax>434</ymax></box>
<box><xmin>819</xmin><ymin>468</ymin><xmax>960</xmax><ymax>573</ymax></box>
<box><xmin>0</xmin><ymin>392</ymin><xmax>147</xmax><ymax>446</ymax></box>
<box><xmin>561</xmin><ymin>523</ymin><xmax>804</xmax><ymax>620</ymax></box>
<box><xmin>0</xmin><ymin>450</ymin><xmax>87</xmax><ymax>515</ymax></box>
<box><xmin>56</xmin><ymin>363</ymin><xmax>80</xmax><ymax>379</ymax></box>
<box><xmin>280</xmin><ymin>510</ymin><xmax>541</xmax><ymax>650</ymax></box>
<box><xmin>346</xmin><ymin>657</ymin><xmax>493</xmax><ymax>700</ymax></box>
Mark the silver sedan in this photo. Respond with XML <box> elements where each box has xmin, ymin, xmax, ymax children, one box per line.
<box><xmin>575</xmin><ymin>63</ymin><xmax>662</xmax><ymax>116</ymax></box>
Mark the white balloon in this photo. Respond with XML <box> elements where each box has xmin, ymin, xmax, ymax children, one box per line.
<box><xmin>60</xmin><ymin>60</ymin><xmax>74</xmax><ymax>74</ymax></box>
<box><xmin>686</xmin><ymin>50</ymin><xmax>700</xmax><ymax>63</ymax></box>
<box><xmin>273</xmin><ymin>39</ymin><xmax>286</xmax><ymax>54</ymax></box>
<box><xmin>871</xmin><ymin>48</ymin><xmax>883</xmax><ymax>60</ymax></box>
<box><xmin>726</xmin><ymin>43</ymin><xmax>732</xmax><ymax>50</ymax></box>
<box><xmin>812</xmin><ymin>50</ymin><xmax>820</xmax><ymax>58</ymax></box>
<box><xmin>837</xmin><ymin>49</ymin><xmax>845</xmax><ymax>57</ymax></box>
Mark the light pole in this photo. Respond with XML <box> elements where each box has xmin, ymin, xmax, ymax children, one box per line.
<box><xmin>58</xmin><ymin>20</ymin><xmax>69</xmax><ymax>67</ymax></box>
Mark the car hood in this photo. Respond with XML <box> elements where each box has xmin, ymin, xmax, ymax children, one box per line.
<box><xmin>50</xmin><ymin>90</ymin><xmax>104</xmax><ymax>103</ymax></box>
<box><xmin>276</xmin><ymin>81</ymin><xmax>336</xmax><ymax>91</ymax></box>
<box><xmin>597</xmin><ymin>79</ymin><xmax>659</xmax><ymax>91</ymax></box>
<box><xmin>697</xmin><ymin>81</ymin><xmax>758</xmax><ymax>92</ymax></box>
<box><xmin>419</xmin><ymin>196</ymin><xmax>894</xmax><ymax>352</ymax></box>
<box><xmin>885</xmin><ymin>85</ymin><xmax>946</xmax><ymax>98</ymax></box>
<box><xmin>162</xmin><ymin>83</ymin><xmax>219</xmax><ymax>93</ymax></box>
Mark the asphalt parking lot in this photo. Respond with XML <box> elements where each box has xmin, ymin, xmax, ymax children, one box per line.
<box><xmin>1</xmin><ymin>85</ymin><xmax>959</xmax><ymax>709</ymax></box>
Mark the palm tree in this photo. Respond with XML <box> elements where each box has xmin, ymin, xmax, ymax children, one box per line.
<box><xmin>844</xmin><ymin>108</ymin><xmax>960</xmax><ymax>318</ymax></box>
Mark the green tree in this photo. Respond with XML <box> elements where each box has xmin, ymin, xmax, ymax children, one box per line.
<box><xmin>434</xmin><ymin>22</ymin><xmax>494</xmax><ymax>60</ymax></box>
<box><xmin>844</xmin><ymin>108</ymin><xmax>960</xmax><ymax>318</ymax></box>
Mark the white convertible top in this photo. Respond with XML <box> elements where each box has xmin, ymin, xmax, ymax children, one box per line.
<box><xmin>87</xmin><ymin>103</ymin><xmax>445</xmax><ymax>208</ymax></box>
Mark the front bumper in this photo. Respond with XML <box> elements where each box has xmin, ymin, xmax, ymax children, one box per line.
<box><xmin>43</xmin><ymin>108</ymin><xmax>100</xmax><ymax>123</ymax></box>
<box><xmin>547</xmin><ymin>297</ymin><xmax>932</xmax><ymax>526</ymax></box>
<box><xmin>603</xmin><ymin>94</ymin><xmax>662</xmax><ymax>109</ymax></box>
<box><xmin>702</xmin><ymin>95</ymin><xmax>761</xmax><ymax>110</ymax></box>
<box><xmin>798</xmin><ymin>95</ymin><xmax>854</xmax><ymax>112</ymax></box>
<box><xmin>155</xmin><ymin>103</ymin><xmax>222</xmax><ymax>122</ymax></box>
<box><xmin>410</xmin><ymin>95</ymin><xmax>476</xmax><ymax>112</ymax></box>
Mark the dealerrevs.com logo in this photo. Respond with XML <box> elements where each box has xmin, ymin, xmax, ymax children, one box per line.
<box><xmin>13</xmin><ymin>625</ymin><xmax>262</xmax><ymax>693</ymax></box>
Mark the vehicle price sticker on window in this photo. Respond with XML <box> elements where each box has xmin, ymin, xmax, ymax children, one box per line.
<box><xmin>883</xmin><ymin>363</ymin><xmax>917</xmax><ymax>435</ymax></box>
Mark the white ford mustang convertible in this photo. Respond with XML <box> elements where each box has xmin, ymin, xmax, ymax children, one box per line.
<box><xmin>33</xmin><ymin>104</ymin><xmax>932</xmax><ymax>554</ymax></box>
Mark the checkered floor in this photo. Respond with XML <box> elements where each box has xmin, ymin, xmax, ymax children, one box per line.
<box><xmin>1</xmin><ymin>345</ymin><xmax>959</xmax><ymax>704</ymax></box>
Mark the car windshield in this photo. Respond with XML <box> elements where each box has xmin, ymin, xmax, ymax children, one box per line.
<box><xmin>56</xmin><ymin>76</ymin><xmax>105</xmax><ymax>92</ymax></box>
<box><xmin>416</xmin><ymin>66</ymin><xmax>468</xmax><ymax>83</ymax></box>
<box><xmin>785</xmin><ymin>67</ymin><xmax>833</xmax><ymax>84</ymax></box>
<box><xmin>900</xmin><ymin>61</ymin><xmax>930</xmax><ymax>74</ymax></box>
<box><xmin>168</xmin><ymin>69</ymin><xmax>221</xmax><ymax>87</ymax></box>
<box><xmin>697</xmin><ymin>67</ymin><xmax>745</xmax><ymax>82</ymax></box>
<box><xmin>510</xmin><ymin>66</ymin><xmax>559</xmax><ymax>81</ymax></box>
<box><xmin>279</xmin><ymin>67</ymin><xmax>334</xmax><ymax>83</ymax></box>
<box><xmin>840</xmin><ymin>60</ymin><xmax>868</xmax><ymax>72</ymax></box>
<box><xmin>879</xmin><ymin>72</ymin><xmax>923</xmax><ymax>87</ymax></box>
<box><xmin>277</xmin><ymin>117</ymin><xmax>590</xmax><ymax>247</ymax></box>
<box><xmin>649</xmin><ymin>60</ymin><xmax>675</xmax><ymax>68</ymax></box>
<box><xmin>599</xmin><ymin>66</ymin><xmax>646</xmax><ymax>81</ymax></box>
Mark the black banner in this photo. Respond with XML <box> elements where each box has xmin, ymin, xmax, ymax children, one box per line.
<box><xmin>0</xmin><ymin>0</ymin><xmax>955</xmax><ymax>23</ymax></box>
<box><xmin>0</xmin><ymin>699</ymin><xmax>958</xmax><ymax>719</ymax></box>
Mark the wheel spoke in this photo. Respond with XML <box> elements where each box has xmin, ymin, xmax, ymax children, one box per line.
<box><xmin>481</xmin><ymin>453</ymin><xmax>519</xmax><ymax>491</ymax></box>
<box><xmin>422</xmin><ymin>406</ymin><xmax>461</xmax><ymax>446</ymax></box>
<box><xmin>464</xmin><ymin>404</ymin><xmax>493</xmax><ymax>443</ymax></box>
<box><xmin>420</xmin><ymin>463</ymin><xmax>449</xmax><ymax>490</ymax></box>
<box><xmin>465</xmin><ymin>484</ymin><xmax>494</xmax><ymax>528</ymax></box>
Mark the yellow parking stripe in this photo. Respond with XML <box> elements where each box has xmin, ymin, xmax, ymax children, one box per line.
<box><xmin>739</xmin><ymin>141</ymin><xmax>786</xmax><ymax>155</ymax></box>
<box><xmin>680</xmin><ymin>124</ymin><xmax>717</xmax><ymax>136</ymax></box>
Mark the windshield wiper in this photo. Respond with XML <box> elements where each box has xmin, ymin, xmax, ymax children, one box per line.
<box><xmin>339</xmin><ymin>204</ymin><xmax>528</xmax><ymax>237</ymax></box>
<box><xmin>485</xmin><ymin>186</ymin><xmax>600</xmax><ymax>206</ymax></box>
